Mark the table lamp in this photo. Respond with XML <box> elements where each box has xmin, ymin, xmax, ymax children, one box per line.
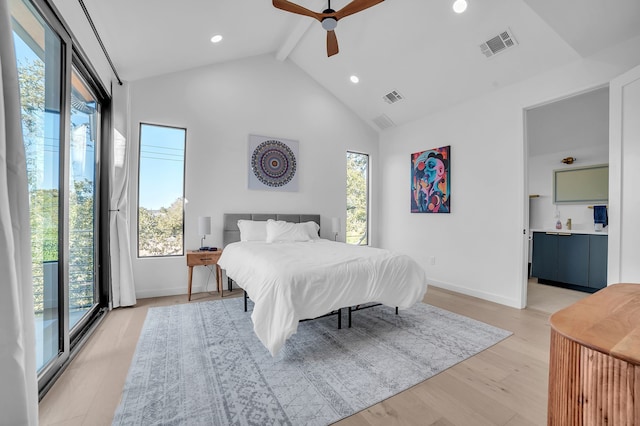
<box><xmin>198</xmin><ymin>216</ymin><xmax>211</xmax><ymax>250</ymax></box>
<box><xmin>331</xmin><ymin>217</ymin><xmax>340</xmax><ymax>241</ymax></box>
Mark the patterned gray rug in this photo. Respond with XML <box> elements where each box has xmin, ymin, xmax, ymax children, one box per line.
<box><xmin>113</xmin><ymin>297</ymin><xmax>511</xmax><ymax>425</ymax></box>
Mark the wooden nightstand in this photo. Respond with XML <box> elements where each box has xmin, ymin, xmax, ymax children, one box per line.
<box><xmin>186</xmin><ymin>249</ymin><xmax>223</xmax><ymax>301</ymax></box>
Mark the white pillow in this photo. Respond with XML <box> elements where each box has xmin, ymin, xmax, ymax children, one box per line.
<box><xmin>266</xmin><ymin>219</ymin><xmax>319</xmax><ymax>243</ymax></box>
<box><xmin>301</xmin><ymin>221</ymin><xmax>320</xmax><ymax>239</ymax></box>
<box><xmin>237</xmin><ymin>220</ymin><xmax>268</xmax><ymax>242</ymax></box>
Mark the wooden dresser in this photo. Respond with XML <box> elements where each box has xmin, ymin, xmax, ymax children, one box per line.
<box><xmin>548</xmin><ymin>283</ymin><xmax>640</xmax><ymax>425</ymax></box>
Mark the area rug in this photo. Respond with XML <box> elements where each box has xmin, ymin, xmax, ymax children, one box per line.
<box><xmin>112</xmin><ymin>297</ymin><xmax>511</xmax><ymax>425</ymax></box>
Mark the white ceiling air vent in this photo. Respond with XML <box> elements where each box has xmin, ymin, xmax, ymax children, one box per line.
<box><xmin>480</xmin><ymin>28</ymin><xmax>518</xmax><ymax>58</ymax></box>
<box><xmin>372</xmin><ymin>114</ymin><xmax>395</xmax><ymax>130</ymax></box>
<box><xmin>383</xmin><ymin>90</ymin><xmax>404</xmax><ymax>104</ymax></box>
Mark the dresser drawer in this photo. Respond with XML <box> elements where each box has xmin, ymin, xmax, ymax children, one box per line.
<box><xmin>187</xmin><ymin>250</ymin><xmax>221</xmax><ymax>267</ymax></box>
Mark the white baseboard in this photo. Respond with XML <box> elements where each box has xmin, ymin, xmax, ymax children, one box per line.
<box><xmin>427</xmin><ymin>278</ymin><xmax>521</xmax><ymax>309</ymax></box>
<box><xmin>135</xmin><ymin>282</ymin><xmax>239</xmax><ymax>300</ymax></box>
<box><xmin>135</xmin><ymin>278</ymin><xmax>520</xmax><ymax>308</ymax></box>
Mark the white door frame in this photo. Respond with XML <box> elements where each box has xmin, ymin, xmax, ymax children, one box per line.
<box><xmin>520</xmin><ymin>84</ymin><xmax>611</xmax><ymax>308</ymax></box>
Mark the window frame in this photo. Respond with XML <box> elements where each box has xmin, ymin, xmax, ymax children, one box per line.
<box><xmin>136</xmin><ymin>122</ymin><xmax>187</xmax><ymax>258</ymax></box>
<box><xmin>346</xmin><ymin>150</ymin><xmax>370</xmax><ymax>246</ymax></box>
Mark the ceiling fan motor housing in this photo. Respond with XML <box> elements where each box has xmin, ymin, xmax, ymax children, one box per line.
<box><xmin>321</xmin><ymin>9</ymin><xmax>337</xmax><ymax>30</ymax></box>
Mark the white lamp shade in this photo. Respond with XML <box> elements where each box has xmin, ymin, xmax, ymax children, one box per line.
<box><xmin>331</xmin><ymin>217</ymin><xmax>340</xmax><ymax>234</ymax></box>
<box><xmin>198</xmin><ymin>216</ymin><xmax>211</xmax><ymax>236</ymax></box>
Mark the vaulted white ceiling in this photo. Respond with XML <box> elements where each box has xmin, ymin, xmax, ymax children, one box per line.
<box><xmin>81</xmin><ymin>0</ymin><xmax>640</xmax><ymax>130</ymax></box>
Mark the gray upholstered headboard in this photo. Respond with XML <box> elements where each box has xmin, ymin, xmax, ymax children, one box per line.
<box><xmin>223</xmin><ymin>213</ymin><xmax>321</xmax><ymax>247</ymax></box>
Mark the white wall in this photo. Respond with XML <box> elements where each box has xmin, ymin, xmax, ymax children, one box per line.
<box><xmin>379</xmin><ymin>35</ymin><xmax>640</xmax><ymax>308</ymax></box>
<box><xmin>527</xmin><ymin>87</ymin><xmax>609</xmax><ymax>157</ymax></box>
<box><xmin>128</xmin><ymin>54</ymin><xmax>378</xmax><ymax>298</ymax></box>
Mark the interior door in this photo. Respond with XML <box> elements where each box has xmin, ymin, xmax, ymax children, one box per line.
<box><xmin>608</xmin><ymin>64</ymin><xmax>640</xmax><ymax>283</ymax></box>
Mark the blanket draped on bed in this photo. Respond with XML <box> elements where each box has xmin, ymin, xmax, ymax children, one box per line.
<box><xmin>218</xmin><ymin>240</ymin><xmax>428</xmax><ymax>355</ymax></box>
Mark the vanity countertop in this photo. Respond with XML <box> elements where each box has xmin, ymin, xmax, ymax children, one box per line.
<box><xmin>530</xmin><ymin>228</ymin><xmax>608</xmax><ymax>235</ymax></box>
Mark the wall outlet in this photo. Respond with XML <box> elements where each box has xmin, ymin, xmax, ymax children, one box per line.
<box><xmin>428</xmin><ymin>256</ymin><xmax>436</xmax><ymax>265</ymax></box>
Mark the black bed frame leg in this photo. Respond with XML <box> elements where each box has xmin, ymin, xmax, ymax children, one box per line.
<box><xmin>228</xmin><ymin>277</ymin><xmax>233</xmax><ymax>292</ymax></box>
<box><xmin>337</xmin><ymin>308</ymin><xmax>342</xmax><ymax>329</ymax></box>
<box><xmin>395</xmin><ymin>307</ymin><xmax>399</xmax><ymax>315</ymax></box>
<box><xmin>348</xmin><ymin>307</ymin><xmax>352</xmax><ymax>328</ymax></box>
<box><xmin>244</xmin><ymin>290</ymin><xmax>248</xmax><ymax>312</ymax></box>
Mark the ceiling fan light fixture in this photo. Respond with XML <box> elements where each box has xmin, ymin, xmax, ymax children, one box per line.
<box><xmin>453</xmin><ymin>0</ymin><xmax>468</xmax><ymax>14</ymax></box>
<box><xmin>321</xmin><ymin>17</ymin><xmax>337</xmax><ymax>31</ymax></box>
<box><xmin>272</xmin><ymin>0</ymin><xmax>385</xmax><ymax>56</ymax></box>
<box><xmin>350</xmin><ymin>75</ymin><xmax>359</xmax><ymax>83</ymax></box>
<box><xmin>210</xmin><ymin>34</ymin><xmax>223</xmax><ymax>43</ymax></box>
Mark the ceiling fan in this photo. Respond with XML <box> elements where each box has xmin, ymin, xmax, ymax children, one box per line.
<box><xmin>273</xmin><ymin>0</ymin><xmax>384</xmax><ymax>57</ymax></box>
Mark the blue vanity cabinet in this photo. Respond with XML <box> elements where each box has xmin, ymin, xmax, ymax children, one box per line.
<box><xmin>531</xmin><ymin>231</ymin><xmax>607</xmax><ymax>291</ymax></box>
<box><xmin>556</xmin><ymin>234</ymin><xmax>589</xmax><ymax>286</ymax></box>
<box><xmin>531</xmin><ymin>232</ymin><xmax>559</xmax><ymax>281</ymax></box>
<box><xmin>588</xmin><ymin>234</ymin><xmax>608</xmax><ymax>289</ymax></box>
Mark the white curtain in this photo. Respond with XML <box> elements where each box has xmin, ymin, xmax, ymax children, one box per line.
<box><xmin>0</xmin><ymin>0</ymin><xmax>39</xmax><ymax>423</ymax></box>
<box><xmin>110</xmin><ymin>124</ymin><xmax>136</xmax><ymax>307</ymax></box>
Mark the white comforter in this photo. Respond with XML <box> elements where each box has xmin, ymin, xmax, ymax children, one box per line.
<box><xmin>217</xmin><ymin>240</ymin><xmax>428</xmax><ymax>355</ymax></box>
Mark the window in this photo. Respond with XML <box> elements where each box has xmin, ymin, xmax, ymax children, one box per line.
<box><xmin>138</xmin><ymin>123</ymin><xmax>186</xmax><ymax>257</ymax></box>
<box><xmin>346</xmin><ymin>152</ymin><xmax>369</xmax><ymax>245</ymax></box>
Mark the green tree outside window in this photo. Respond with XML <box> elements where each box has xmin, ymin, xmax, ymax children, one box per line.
<box><xmin>346</xmin><ymin>152</ymin><xmax>369</xmax><ymax>245</ymax></box>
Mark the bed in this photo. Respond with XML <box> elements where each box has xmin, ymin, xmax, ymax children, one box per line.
<box><xmin>217</xmin><ymin>213</ymin><xmax>428</xmax><ymax>356</ymax></box>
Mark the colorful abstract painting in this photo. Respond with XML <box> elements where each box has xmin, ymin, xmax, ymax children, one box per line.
<box><xmin>411</xmin><ymin>146</ymin><xmax>450</xmax><ymax>213</ymax></box>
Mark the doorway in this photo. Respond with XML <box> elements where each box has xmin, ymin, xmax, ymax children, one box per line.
<box><xmin>523</xmin><ymin>85</ymin><xmax>609</xmax><ymax>312</ymax></box>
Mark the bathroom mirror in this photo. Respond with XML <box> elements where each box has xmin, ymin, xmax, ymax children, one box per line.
<box><xmin>553</xmin><ymin>164</ymin><xmax>608</xmax><ymax>204</ymax></box>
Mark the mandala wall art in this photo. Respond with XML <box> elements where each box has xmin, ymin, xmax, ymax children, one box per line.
<box><xmin>248</xmin><ymin>134</ymin><xmax>299</xmax><ymax>191</ymax></box>
<box><xmin>411</xmin><ymin>145</ymin><xmax>450</xmax><ymax>213</ymax></box>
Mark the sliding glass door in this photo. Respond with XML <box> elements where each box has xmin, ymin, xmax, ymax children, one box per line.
<box><xmin>12</xmin><ymin>0</ymin><xmax>64</xmax><ymax>373</ymax></box>
<box><xmin>69</xmin><ymin>68</ymin><xmax>99</xmax><ymax>331</ymax></box>
<box><xmin>10</xmin><ymin>0</ymin><xmax>108</xmax><ymax>394</ymax></box>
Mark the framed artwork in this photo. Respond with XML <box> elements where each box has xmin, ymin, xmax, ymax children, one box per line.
<box><xmin>411</xmin><ymin>145</ymin><xmax>450</xmax><ymax>213</ymax></box>
<box><xmin>248</xmin><ymin>134</ymin><xmax>299</xmax><ymax>191</ymax></box>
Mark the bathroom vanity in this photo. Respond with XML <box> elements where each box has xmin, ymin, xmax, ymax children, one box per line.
<box><xmin>531</xmin><ymin>230</ymin><xmax>607</xmax><ymax>292</ymax></box>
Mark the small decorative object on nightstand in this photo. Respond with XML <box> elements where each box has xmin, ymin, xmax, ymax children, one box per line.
<box><xmin>186</xmin><ymin>249</ymin><xmax>223</xmax><ymax>301</ymax></box>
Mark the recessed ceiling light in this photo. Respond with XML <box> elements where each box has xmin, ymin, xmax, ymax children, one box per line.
<box><xmin>210</xmin><ymin>34</ymin><xmax>223</xmax><ymax>43</ymax></box>
<box><xmin>453</xmin><ymin>0</ymin><xmax>467</xmax><ymax>13</ymax></box>
<box><xmin>350</xmin><ymin>75</ymin><xmax>360</xmax><ymax>84</ymax></box>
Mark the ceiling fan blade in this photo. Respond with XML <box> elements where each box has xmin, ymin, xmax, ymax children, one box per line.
<box><xmin>335</xmin><ymin>0</ymin><xmax>384</xmax><ymax>20</ymax></box>
<box><xmin>273</xmin><ymin>0</ymin><xmax>322</xmax><ymax>21</ymax></box>
<box><xmin>327</xmin><ymin>30</ymin><xmax>339</xmax><ymax>57</ymax></box>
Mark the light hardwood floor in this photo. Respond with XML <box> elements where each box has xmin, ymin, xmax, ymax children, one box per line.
<box><xmin>38</xmin><ymin>284</ymin><xmax>587</xmax><ymax>426</ymax></box>
<box><xmin>526</xmin><ymin>278</ymin><xmax>587</xmax><ymax>314</ymax></box>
